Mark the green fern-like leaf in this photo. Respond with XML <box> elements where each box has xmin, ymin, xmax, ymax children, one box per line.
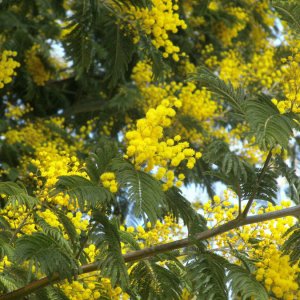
<box><xmin>15</xmin><ymin>233</ymin><xmax>77</xmax><ymax>278</ymax></box>
<box><xmin>0</xmin><ymin>182</ymin><xmax>38</xmax><ymax>209</ymax></box>
<box><xmin>130</xmin><ymin>260</ymin><xmax>183</xmax><ymax>300</ymax></box>
<box><xmin>203</xmin><ymin>140</ymin><xmax>253</xmax><ymax>182</ymax></box>
<box><xmin>114</xmin><ymin>159</ymin><xmax>166</xmax><ymax>224</ymax></box>
<box><xmin>190</xmin><ymin>67</ymin><xmax>246</xmax><ymax>115</ymax></box>
<box><xmin>53</xmin><ymin>175</ymin><xmax>113</xmax><ymax>210</ymax></box>
<box><xmin>246</xmin><ymin>95</ymin><xmax>298</xmax><ymax>150</ymax></box>
<box><xmin>92</xmin><ymin>212</ymin><xmax>129</xmax><ymax>289</ymax></box>
<box><xmin>85</xmin><ymin>144</ymin><xmax>119</xmax><ymax>183</ymax></box>
<box><xmin>276</xmin><ymin>156</ymin><xmax>300</xmax><ymax>204</ymax></box>
<box><xmin>282</xmin><ymin>223</ymin><xmax>300</xmax><ymax>263</ymax></box>
<box><xmin>186</xmin><ymin>252</ymin><xmax>228</xmax><ymax>300</ymax></box>
<box><xmin>49</xmin><ymin>207</ymin><xmax>80</xmax><ymax>250</ymax></box>
<box><xmin>164</xmin><ymin>187</ymin><xmax>207</xmax><ymax>231</ymax></box>
<box><xmin>40</xmin><ymin>286</ymin><xmax>69</xmax><ymax>300</ymax></box>
<box><xmin>33</xmin><ymin>213</ymin><xmax>74</xmax><ymax>255</ymax></box>
<box><xmin>103</xmin><ymin>20</ymin><xmax>135</xmax><ymax>87</ymax></box>
<box><xmin>0</xmin><ymin>274</ymin><xmax>20</xmax><ymax>293</ymax></box>
<box><xmin>227</xmin><ymin>264</ymin><xmax>268</xmax><ymax>300</ymax></box>
<box><xmin>272</xmin><ymin>1</ymin><xmax>300</xmax><ymax>34</ymax></box>
<box><xmin>241</xmin><ymin>168</ymin><xmax>277</xmax><ymax>205</ymax></box>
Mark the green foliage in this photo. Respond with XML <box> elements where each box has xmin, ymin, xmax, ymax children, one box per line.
<box><xmin>164</xmin><ymin>187</ymin><xmax>207</xmax><ymax>230</ymax></box>
<box><xmin>186</xmin><ymin>251</ymin><xmax>268</xmax><ymax>300</ymax></box>
<box><xmin>187</xmin><ymin>252</ymin><xmax>228</xmax><ymax>300</ymax></box>
<box><xmin>2</xmin><ymin>0</ymin><xmax>300</xmax><ymax>299</ymax></box>
<box><xmin>241</xmin><ymin>167</ymin><xmax>277</xmax><ymax>204</ymax></box>
<box><xmin>283</xmin><ymin>224</ymin><xmax>300</xmax><ymax>263</ymax></box>
<box><xmin>0</xmin><ymin>182</ymin><xmax>38</xmax><ymax>209</ymax></box>
<box><xmin>85</xmin><ymin>144</ymin><xmax>119</xmax><ymax>183</ymax></box>
<box><xmin>193</xmin><ymin>70</ymin><xmax>299</xmax><ymax>151</ymax></box>
<box><xmin>276</xmin><ymin>156</ymin><xmax>300</xmax><ymax>204</ymax></box>
<box><xmin>227</xmin><ymin>264</ymin><xmax>268</xmax><ymax>300</ymax></box>
<box><xmin>114</xmin><ymin>158</ymin><xmax>166</xmax><ymax>224</ymax></box>
<box><xmin>15</xmin><ymin>232</ymin><xmax>77</xmax><ymax>277</ymax></box>
<box><xmin>203</xmin><ymin>140</ymin><xmax>252</xmax><ymax>182</ymax></box>
<box><xmin>64</xmin><ymin>0</ymin><xmax>106</xmax><ymax>77</ymax></box>
<box><xmin>53</xmin><ymin>175</ymin><xmax>113</xmax><ymax>210</ymax></box>
<box><xmin>246</xmin><ymin>95</ymin><xmax>298</xmax><ymax>150</ymax></box>
<box><xmin>103</xmin><ymin>21</ymin><xmax>135</xmax><ymax>87</ymax></box>
<box><xmin>129</xmin><ymin>260</ymin><xmax>183</xmax><ymax>299</ymax></box>
<box><xmin>49</xmin><ymin>207</ymin><xmax>80</xmax><ymax>250</ymax></box>
<box><xmin>92</xmin><ymin>212</ymin><xmax>129</xmax><ymax>288</ymax></box>
<box><xmin>33</xmin><ymin>213</ymin><xmax>74</xmax><ymax>254</ymax></box>
<box><xmin>191</xmin><ymin>67</ymin><xmax>246</xmax><ymax>115</ymax></box>
<box><xmin>273</xmin><ymin>1</ymin><xmax>300</xmax><ymax>34</ymax></box>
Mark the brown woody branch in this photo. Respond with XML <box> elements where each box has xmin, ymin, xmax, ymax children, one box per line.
<box><xmin>2</xmin><ymin>204</ymin><xmax>300</xmax><ymax>300</ymax></box>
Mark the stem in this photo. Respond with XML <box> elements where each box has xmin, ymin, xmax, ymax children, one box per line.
<box><xmin>75</xmin><ymin>223</ymin><xmax>96</xmax><ymax>259</ymax></box>
<box><xmin>9</xmin><ymin>210</ymin><xmax>33</xmax><ymax>244</ymax></box>
<box><xmin>2</xmin><ymin>204</ymin><xmax>300</xmax><ymax>300</ymax></box>
<box><xmin>242</xmin><ymin>149</ymin><xmax>273</xmax><ymax>217</ymax></box>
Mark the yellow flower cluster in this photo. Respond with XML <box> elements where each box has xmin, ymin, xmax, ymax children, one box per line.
<box><xmin>0</xmin><ymin>50</ymin><xmax>20</xmax><ymax>88</ymax></box>
<box><xmin>217</xmin><ymin>47</ymin><xmax>281</xmax><ymax>92</ymax></box>
<box><xmin>208</xmin><ymin>1</ymin><xmax>219</xmax><ymax>11</ymax></box>
<box><xmin>0</xmin><ymin>256</ymin><xmax>11</xmax><ymax>272</ymax></box>
<box><xmin>125</xmin><ymin>98</ymin><xmax>201</xmax><ymax>189</ymax></box>
<box><xmin>66</xmin><ymin>211</ymin><xmax>89</xmax><ymax>235</ymax></box>
<box><xmin>219</xmin><ymin>50</ymin><xmax>247</xmax><ymax>88</ymax></box>
<box><xmin>272</xmin><ymin>49</ymin><xmax>300</xmax><ymax>114</ymax></box>
<box><xmin>124</xmin><ymin>0</ymin><xmax>187</xmax><ymax>61</ymax></box>
<box><xmin>131</xmin><ymin>60</ymin><xmax>219</xmax><ymax>145</ymax></box>
<box><xmin>250</xmin><ymin>48</ymin><xmax>281</xmax><ymax>89</ymax></box>
<box><xmin>60</xmin><ymin>244</ymin><xmax>129</xmax><ymax>300</ymax></box>
<box><xmin>121</xmin><ymin>214</ymin><xmax>183</xmax><ymax>249</ymax></box>
<box><xmin>1</xmin><ymin>205</ymin><xmax>36</xmax><ymax>235</ymax></box>
<box><xmin>216</xmin><ymin>7</ymin><xmax>249</xmax><ymax>47</ymax></box>
<box><xmin>198</xmin><ymin>192</ymin><xmax>299</xmax><ymax>298</ymax></box>
<box><xmin>255</xmin><ymin>247</ymin><xmax>300</xmax><ymax>299</ymax></box>
<box><xmin>4</xmin><ymin>120</ymin><xmax>47</xmax><ymax>146</ymax></box>
<box><xmin>37</xmin><ymin>209</ymin><xmax>60</xmax><ymax>228</ymax></box>
<box><xmin>5</xmin><ymin>102</ymin><xmax>32</xmax><ymax>120</ymax></box>
<box><xmin>3</xmin><ymin>117</ymin><xmax>91</xmax><ymax>208</ymax></box>
<box><xmin>25</xmin><ymin>44</ymin><xmax>51</xmax><ymax>86</ymax></box>
<box><xmin>179</xmin><ymin>58</ymin><xmax>197</xmax><ymax>76</ymax></box>
<box><xmin>180</xmin><ymin>83</ymin><xmax>218</xmax><ymax>121</ymax></box>
<box><xmin>100</xmin><ymin>172</ymin><xmax>118</xmax><ymax>193</ymax></box>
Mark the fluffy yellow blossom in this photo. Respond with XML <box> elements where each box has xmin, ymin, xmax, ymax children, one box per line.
<box><xmin>0</xmin><ymin>256</ymin><xmax>11</xmax><ymax>272</ymax></box>
<box><xmin>125</xmin><ymin>98</ymin><xmax>201</xmax><ymax>189</ymax></box>
<box><xmin>100</xmin><ymin>172</ymin><xmax>118</xmax><ymax>193</ymax></box>
<box><xmin>199</xmin><ymin>191</ymin><xmax>298</xmax><ymax>296</ymax></box>
<box><xmin>59</xmin><ymin>243</ymin><xmax>128</xmax><ymax>300</ymax></box>
<box><xmin>122</xmin><ymin>215</ymin><xmax>183</xmax><ymax>250</ymax></box>
<box><xmin>25</xmin><ymin>44</ymin><xmax>51</xmax><ymax>86</ymax></box>
<box><xmin>122</xmin><ymin>0</ymin><xmax>187</xmax><ymax>60</ymax></box>
<box><xmin>215</xmin><ymin>7</ymin><xmax>249</xmax><ymax>47</ymax></box>
<box><xmin>131</xmin><ymin>60</ymin><xmax>219</xmax><ymax>145</ymax></box>
<box><xmin>0</xmin><ymin>50</ymin><xmax>20</xmax><ymax>88</ymax></box>
<box><xmin>273</xmin><ymin>49</ymin><xmax>300</xmax><ymax>114</ymax></box>
<box><xmin>255</xmin><ymin>248</ymin><xmax>299</xmax><ymax>299</ymax></box>
<box><xmin>5</xmin><ymin>102</ymin><xmax>32</xmax><ymax>120</ymax></box>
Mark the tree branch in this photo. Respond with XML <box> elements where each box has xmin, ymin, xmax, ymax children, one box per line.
<box><xmin>2</xmin><ymin>204</ymin><xmax>300</xmax><ymax>300</ymax></box>
<box><xmin>242</xmin><ymin>149</ymin><xmax>273</xmax><ymax>217</ymax></box>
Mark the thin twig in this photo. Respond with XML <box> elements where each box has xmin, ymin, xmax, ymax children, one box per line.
<box><xmin>242</xmin><ymin>149</ymin><xmax>273</xmax><ymax>217</ymax></box>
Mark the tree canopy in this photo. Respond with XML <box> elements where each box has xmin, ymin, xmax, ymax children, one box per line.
<box><xmin>1</xmin><ymin>0</ymin><xmax>300</xmax><ymax>299</ymax></box>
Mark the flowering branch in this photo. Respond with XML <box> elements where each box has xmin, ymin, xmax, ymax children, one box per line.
<box><xmin>2</xmin><ymin>204</ymin><xmax>300</xmax><ymax>300</ymax></box>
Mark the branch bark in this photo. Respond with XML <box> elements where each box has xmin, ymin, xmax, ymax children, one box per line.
<box><xmin>2</xmin><ymin>204</ymin><xmax>300</xmax><ymax>300</ymax></box>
